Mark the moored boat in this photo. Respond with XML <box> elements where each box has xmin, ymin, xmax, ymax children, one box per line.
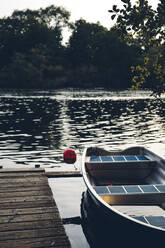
<box><xmin>81</xmin><ymin>146</ymin><xmax>165</xmax><ymax>246</ymax></box>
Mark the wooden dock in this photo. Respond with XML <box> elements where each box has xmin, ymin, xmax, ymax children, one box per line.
<box><xmin>46</xmin><ymin>171</ymin><xmax>82</xmax><ymax>178</ymax></box>
<box><xmin>0</xmin><ymin>168</ymin><xmax>71</xmax><ymax>248</ymax></box>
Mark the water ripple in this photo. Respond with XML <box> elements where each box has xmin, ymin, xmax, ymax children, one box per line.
<box><xmin>0</xmin><ymin>89</ymin><xmax>164</xmax><ymax>170</ymax></box>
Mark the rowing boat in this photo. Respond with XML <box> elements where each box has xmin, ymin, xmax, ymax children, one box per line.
<box><xmin>81</xmin><ymin>146</ymin><xmax>165</xmax><ymax>246</ymax></box>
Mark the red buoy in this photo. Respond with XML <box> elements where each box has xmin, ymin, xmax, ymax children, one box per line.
<box><xmin>63</xmin><ymin>149</ymin><xmax>77</xmax><ymax>164</ymax></box>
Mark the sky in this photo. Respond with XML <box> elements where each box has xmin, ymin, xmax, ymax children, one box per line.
<box><xmin>0</xmin><ymin>0</ymin><xmax>159</xmax><ymax>29</ymax></box>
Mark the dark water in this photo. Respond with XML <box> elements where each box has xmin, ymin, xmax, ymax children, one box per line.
<box><xmin>0</xmin><ymin>89</ymin><xmax>165</xmax><ymax>247</ymax></box>
<box><xmin>0</xmin><ymin>89</ymin><xmax>165</xmax><ymax>170</ymax></box>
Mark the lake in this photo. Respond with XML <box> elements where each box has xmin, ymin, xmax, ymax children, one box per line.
<box><xmin>0</xmin><ymin>89</ymin><xmax>164</xmax><ymax>171</ymax></box>
<box><xmin>0</xmin><ymin>89</ymin><xmax>165</xmax><ymax>248</ymax></box>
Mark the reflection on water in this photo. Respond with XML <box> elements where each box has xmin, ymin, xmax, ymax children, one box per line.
<box><xmin>0</xmin><ymin>89</ymin><xmax>164</xmax><ymax>170</ymax></box>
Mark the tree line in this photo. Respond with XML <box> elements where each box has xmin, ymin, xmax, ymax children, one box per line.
<box><xmin>0</xmin><ymin>5</ymin><xmax>140</xmax><ymax>90</ymax></box>
<box><xmin>0</xmin><ymin>2</ymin><xmax>164</xmax><ymax>95</ymax></box>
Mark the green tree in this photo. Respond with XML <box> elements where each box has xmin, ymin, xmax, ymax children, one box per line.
<box><xmin>68</xmin><ymin>19</ymin><xmax>107</xmax><ymax>65</ymax></box>
<box><xmin>0</xmin><ymin>52</ymin><xmax>42</xmax><ymax>88</ymax></box>
<box><xmin>67</xmin><ymin>19</ymin><xmax>140</xmax><ymax>88</ymax></box>
<box><xmin>0</xmin><ymin>44</ymin><xmax>68</xmax><ymax>89</ymax></box>
<box><xmin>109</xmin><ymin>0</ymin><xmax>165</xmax><ymax>95</ymax></box>
<box><xmin>67</xmin><ymin>19</ymin><xmax>107</xmax><ymax>87</ymax></box>
<box><xmin>0</xmin><ymin>5</ymin><xmax>71</xmax><ymax>69</ymax></box>
<box><xmin>0</xmin><ymin>4</ymin><xmax>143</xmax><ymax>90</ymax></box>
<box><xmin>0</xmin><ymin>5</ymin><xmax>72</xmax><ymax>89</ymax></box>
<box><xmin>94</xmin><ymin>28</ymin><xmax>140</xmax><ymax>88</ymax></box>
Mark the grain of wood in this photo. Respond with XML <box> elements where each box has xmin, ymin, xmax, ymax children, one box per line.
<box><xmin>46</xmin><ymin>171</ymin><xmax>82</xmax><ymax>177</ymax></box>
<box><xmin>0</xmin><ymin>212</ymin><xmax>62</xmax><ymax>224</ymax></box>
<box><xmin>0</xmin><ymin>200</ymin><xmax>55</xmax><ymax>209</ymax></box>
<box><xmin>0</xmin><ymin>206</ymin><xmax>58</xmax><ymax>216</ymax></box>
<box><xmin>0</xmin><ymin>227</ymin><xmax>66</xmax><ymax>240</ymax></box>
<box><xmin>0</xmin><ymin>176</ymin><xmax>48</xmax><ymax>184</ymax></box>
<box><xmin>0</xmin><ymin>219</ymin><xmax>63</xmax><ymax>232</ymax></box>
<box><xmin>0</xmin><ymin>189</ymin><xmax>52</xmax><ymax>198</ymax></box>
<box><xmin>0</xmin><ymin>236</ymin><xmax>71</xmax><ymax>248</ymax></box>
<box><xmin>0</xmin><ymin>169</ymin><xmax>71</xmax><ymax>248</ymax></box>
<box><xmin>0</xmin><ymin>185</ymin><xmax>51</xmax><ymax>193</ymax></box>
<box><xmin>0</xmin><ymin>172</ymin><xmax>45</xmax><ymax>178</ymax></box>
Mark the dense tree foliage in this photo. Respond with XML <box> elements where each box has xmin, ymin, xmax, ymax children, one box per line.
<box><xmin>109</xmin><ymin>0</ymin><xmax>165</xmax><ymax>95</ymax></box>
<box><xmin>0</xmin><ymin>5</ymin><xmax>141</xmax><ymax>90</ymax></box>
<box><xmin>67</xmin><ymin>19</ymin><xmax>140</xmax><ymax>88</ymax></box>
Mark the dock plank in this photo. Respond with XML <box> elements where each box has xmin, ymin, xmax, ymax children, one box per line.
<box><xmin>0</xmin><ymin>176</ymin><xmax>48</xmax><ymax>184</ymax></box>
<box><xmin>0</xmin><ymin>168</ymin><xmax>45</xmax><ymax>174</ymax></box>
<box><xmin>0</xmin><ymin>236</ymin><xmax>71</xmax><ymax>248</ymax></box>
<box><xmin>0</xmin><ymin>206</ymin><xmax>58</xmax><ymax>216</ymax></box>
<box><xmin>0</xmin><ymin>200</ymin><xmax>55</xmax><ymax>210</ymax></box>
<box><xmin>0</xmin><ymin>172</ymin><xmax>45</xmax><ymax>178</ymax></box>
<box><xmin>0</xmin><ymin>219</ymin><xmax>62</xmax><ymax>232</ymax></box>
<box><xmin>0</xmin><ymin>189</ymin><xmax>52</xmax><ymax>198</ymax></box>
<box><xmin>0</xmin><ymin>227</ymin><xmax>66</xmax><ymax>240</ymax></box>
<box><xmin>0</xmin><ymin>169</ymin><xmax>71</xmax><ymax>248</ymax></box>
<box><xmin>0</xmin><ymin>195</ymin><xmax>54</xmax><ymax>203</ymax></box>
<box><xmin>0</xmin><ymin>185</ymin><xmax>51</xmax><ymax>193</ymax></box>
<box><xmin>0</xmin><ymin>212</ymin><xmax>62</xmax><ymax>224</ymax></box>
<box><xmin>46</xmin><ymin>171</ymin><xmax>82</xmax><ymax>178</ymax></box>
<box><xmin>0</xmin><ymin>181</ymin><xmax>48</xmax><ymax>188</ymax></box>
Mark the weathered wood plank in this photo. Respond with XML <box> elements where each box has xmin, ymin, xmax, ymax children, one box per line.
<box><xmin>0</xmin><ymin>206</ymin><xmax>58</xmax><ymax>216</ymax></box>
<box><xmin>46</xmin><ymin>171</ymin><xmax>82</xmax><ymax>178</ymax></box>
<box><xmin>0</xmin><ymin>169</ymin><xmax>71</xmax><ymax>248</ymax></box>
<box><xmin>0</xmin><ymin>219</ymin><xmax>62</xmax><ymax>232</ymax></box>
<box><xmin>0</xmin><ymin>170</ymin><xmax>81</xmax><ymax>178</ymax></box>
<box><xmin>0</xmin><ymin>185</ymin><xmax>51</xmax><ymax>193</ymax></box>
<box><xmin>0</xmin><ymin>195</ymin><xmax>54</xmax><ymax>203</ymax></box>
<box><xmin>0</xmin><ymin>189</ymin><xmax>52</xmax><ymax>198</ymax></box>
<box><xmin>0</xmin><ymin>169</ymin><xmax>45</xmax><ymax>174</ymax></box>
<box><xmin>0</xmin><ymin>176</ymin><xmax>48</xmax><ymax>184</ymax></box>
<box><xmin>0</xmin><ymin>227</ymin><xmax>67</xmax><ymax>240</ymax></box>
<box><xmin>0</xmin><ymin>236</ymin><xmax>71</xmax><ymax>248</ymax></box>
<box><xmin>0</xmin><ymin>200</ymin><xmax>55</xmax><ymax>210</ymax></box>
<box><xmin>0</xmin><ymin>212</ymin><xmax>62</xmax><ymax>224</ymax></box>
<box><xmin>0</xmin><ymin>181</ymin><xmax>48</xmax><ymax>188</ymax></box>
<box><xmin>0</xmin><ymin>172</ymin><xmax>45</xmax><ymax>178</ymax></box>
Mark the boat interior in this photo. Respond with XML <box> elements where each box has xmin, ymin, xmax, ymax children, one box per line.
<box><xmin>84</xmin><ymin>147</ymin><xmax>165</xmax><ymax>229</ymax></box>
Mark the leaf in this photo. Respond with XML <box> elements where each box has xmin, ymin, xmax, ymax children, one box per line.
<box><xmin>108</xmin><ymin>10</ymin><xmax>114</xmax><ymax>13</ymax></box>
<box><xmin>121</xmin><ymin>0</ymin><xmax>129</xmax><ymax>3</ymax></box>
<box><xmin>113</xmin><ymin>5</ymin><xmax>118</xmax><ymax>12</ymax></box>
<box><xmin>111</xmin><ymin>14</ymin><xmax>116</xmax><ymax>20</ymax></box>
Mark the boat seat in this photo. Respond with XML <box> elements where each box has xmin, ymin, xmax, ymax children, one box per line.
<box><xmin>114</xmin><ymin>205</ymin><xmax>165</xmax><ymax>229</ymax></box>
<box><xmin>86</xmin><ymin>155</ymin><xmax>156</xmax><ymax>180</ymax></box>
<box><xmin>94</xmin><ymin>184</ymin><xmax>165</xmax><ymax>205</ymax></box>
<box><xmin>86</xmin><ymin>155</ymin><xmax>156</xmax><ymax>169</ymax></box>
<box><xmin>134</xmin><ymin>215</ymin><xmax>165</xmax><ymax>229</ymax></box>
<box><xmin>89</xmin><ymin>155</ymin><xmax>151</xmax><ymax>163</ymax></box>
